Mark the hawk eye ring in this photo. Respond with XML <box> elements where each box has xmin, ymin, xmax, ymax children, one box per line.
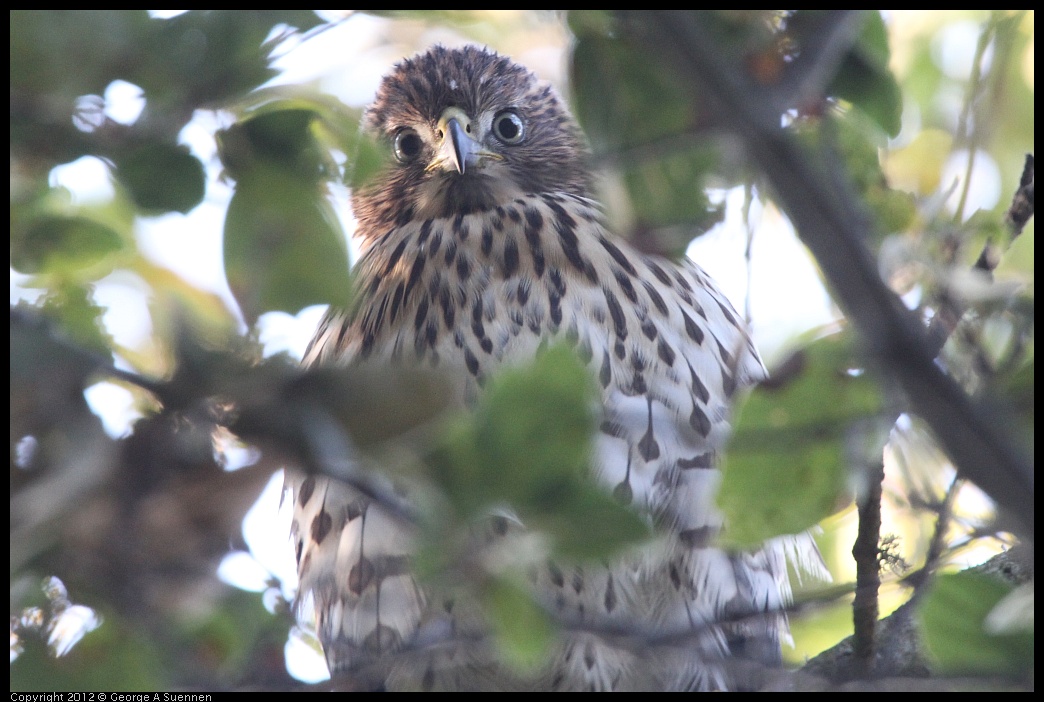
<box><xmin>393</xmin><ymin>128</ymin><xmax>423</xmax><ymax>163</ymax></box>
<box><xmin>492</xmin><ymin>110</ymin><xmax>525</xmax><ymax>145</ymax></box>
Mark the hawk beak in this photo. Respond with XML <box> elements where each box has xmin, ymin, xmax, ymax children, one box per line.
<box><xmin>433</xmin><ymin>107</ymin><xmax>500</xmax><ymax>174</ymax></box>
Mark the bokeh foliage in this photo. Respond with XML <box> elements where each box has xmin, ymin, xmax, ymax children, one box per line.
<box><xmin>11</xmin><ymin>10</ymin><xmax>1033</xmax><ymax>690</ymax></box>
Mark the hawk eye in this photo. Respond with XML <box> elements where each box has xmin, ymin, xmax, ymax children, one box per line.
<box><xmin>393</xmin><ymin>128</ymin><xmax>423</xmax><ymax>163</ymax></box>
<box><xmin>492</xmin><ymin>110</ymin><xmax>524</xmax><ymax>145</ymax></box>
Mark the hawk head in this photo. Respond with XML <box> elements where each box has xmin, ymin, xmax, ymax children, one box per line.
<box><xmin>353</xmin><ymin>45</ymin><xmax>592</xmax><ymax>238</ymax></box>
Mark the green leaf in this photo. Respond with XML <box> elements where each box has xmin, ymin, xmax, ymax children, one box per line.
<box><xmin>719</xmin><ymin>330</ymin><xmax>883</xmax><ymax>547</ymax></box>
<box><xmin>114</xmin><ymin>143</ymin><xmax>206</xmax><ymax>213</ymax></box>
<box><xmin>10</xmin><ymin>607</ymin><xmax>165</xmax><ymax>692</ymax></box>
<box><xmin>799</xmin><ymin>112</ymin><xmax>916</xmax><ymax>243</ymax></box>
<box><xmin>919</xmin><ymin>572</ymin><xmax>1034</xmax><ymax>676</ymax></box>
<box><xmin>570</xmin><ymin>30</ymin><xmax>726</xmax><ymax>244</ymax></box>
<box><xmin>828</xmin><ymin>12</ymin><xmax>903</xmax><ymax>138</ymax></box>
<box><xmin>430</xmin><ymin>346</ymin><xmax>648</xmax><ymax>558</ymax></box>
<box><xmin>293</xmin><ymin>364</ymin><xmax>453</xmax><ymax>451</ymax></box>
<box><xmin>11</xmin><ymin>215</ymin><xmax>124</xmax><ymax>277</ymax></box>
<box><xmin>222</xmin><ymin>166</ymin><xmax>350</xmax><ymax>326</ymax></box>
<box><xmin>619</xmin><ymin>146</ymin><xmax>726</xmax><ymax>246</ymax></box>
<box><xmin>37</xmin><ymin>284</ymin><xmax>116</xmax><ymax>357</ymax></box>
<box><xmin>539</xmin><ymin>483</ymin><xmax>650</xmax><ymax>560</ymax></box>
<box><xmin>572</xmin><ymin>33</ymin><xmax>689</xmax><ymax>154</ymax></box>
<box><xmin>484</xmin><ymin>577</ymin><xmax>555</xmax><ymax>673</ymax></box>
<box><xmin>218</xmin><ymin>108</ymin><xmax>328</xmax><ymax>182</ymax></box>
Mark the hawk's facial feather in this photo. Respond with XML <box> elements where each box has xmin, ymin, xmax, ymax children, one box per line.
<box><xmin>352</xmin><ymin>45</ymin><xmax>591</xmax><ymax>241</ymax></box>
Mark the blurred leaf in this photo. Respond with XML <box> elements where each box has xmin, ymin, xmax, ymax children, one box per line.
<box><xmin>882</xmin><ymin>128</ymin><xmax>954</xmax><ymax>196</ymax></box>
<box><xmin>10</xmin><ymin>306</ymin><xmax>108</xmax><ymax>412</ymax></box>
<box><xmin>570</xmin><ymin>28</ymin><xmax>695</xmax><ymax>155</ymax></box>
<box><xmin>431</xmin><ymin>346</ymin><xmax>648</xmax><ymax>558</ymax></box>
<box><xmin>35</xmin><ymin>284</ymin><xmax>116</xmax><ymax>357</ymax></box>
<box><xmin>10</xmin><ymin>11</ymin><xmax>153</xmax><ymax>97</ymax></box>
<box><xmin>175</xmin><ymin>588</ymin><xmax>289</xmax><ymax>683</ymax></box>
<box><xmin>619</xmin><ymin>147</ymin><xmax>726</xmax><ymax>251</ymax></box>
<box><xmin>570</xmin><ymin>25</ymin><xmax>727</xmax><ymax>244</ymax></box>
<box><xmin>223</xmin><ymin>166</ymin><xmax>350</xmax><ymax>326</ymax></box>
<box><xmin>484</xmin><ymin>577</ymin><xmax>555</xmax><ymax>674</ymax></box>
<box><xmin>919</xmin><ymin>571</ymin><xmax>1034</xmax><ymax>676</ymax></box>
<box><xmin>346</xmin><ymin>129</ymin><xmax>390</xmax><ymax>192</ymax></box>
<box><xmin>11</xmin><ymin>216</ymin><xmax>124</xmax><ymax>277</ymax></box>
<box><xmin>114</xmin><ymin>143</ymin><xmax>206</xmax><ymax>213</ymax></box>
<box><xmin>219</xmin><ymin>108</ymin><xmax>328</xmax><ymax>182</ymax></box>
<box><xmin>131</xmin><ymin>11</ymin><xmax>311</xmax><ymax>106</ymax></box>
<box><xmin>827</xmin><ymin>12</ymin><xmax>903</xmax><ymax>138</ymax></box>
<box><xmin>798</xmin><ymin>111</ymin><xmax>916</xmax><ymax>242</ymax></box>
<box><xmin>720</xmin><ymin>331</ymin><xmax>883</xmax><ymax>547</ymax></box>
<box><xmin>290</xmin><ymin>364</ymin><xmax>453</xmax><ymax>451</ymax></box>
<box><xmin>10</xmin><ymin>608</ymin><xmax>165</xmax><ymax>692</ymax></box>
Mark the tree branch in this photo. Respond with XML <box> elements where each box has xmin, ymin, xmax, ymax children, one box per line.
<box><xmin>625</xmin><ymin>11</ymin><xmax>1033</xmax><ymax>535</ymax></box>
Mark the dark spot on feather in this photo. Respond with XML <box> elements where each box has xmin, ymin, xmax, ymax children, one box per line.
<box><xmin>298</xmin><ymin>477</ymin><xmax>315</xmax><ymax>506</ymax></box>
<box><xmin>481</xmin><ymin>224</ymin><xmax>494</xmax><ymax>256</ymax></box>
<box><xmin>604</xmin><ymin>288</ymin><xmax>627</xmax><ymax>339</ymax></box>
<box><xmin>440</xmin><ymin>286</ymin><xmax>454</xmax><ymax>328</ymax></box>
<box><xmin>690</xmin><ymin>404</ymin><xmax>711</xmax><ymax>437</ymax></box>
<box><xmin>414</xmin><ymin>295</ymin><xmax>429</xmax><ymax>331</ymax></box>
<box><xmin>646</xmin><ymin>259</ymin><xmax>673</xmax><ymax>286</ymax></box>
<box><xmin>548</xmin><ymin>267</ymin><xmax>567</xmax><ymax>296</ymax></box>
<box><xmin>600</xmin><ymin>236</ymin><xmax>637</xmax><ymax>275</ymax></box>
<box><xmin>310</xmin><ymin>510</ymin><xmax>332</xmax><ymax>545</ymax></box>
<box><xmin>657</xmin><ymin>338</ymin><xmax>676</xmax><ymax>366</ymax></box>
<box><xmin>643</xmin><ymin>280</ymin><xmax>668</xmax><ymax>315</ymax></box>
<box><xmin>517</xmin><ymin>278</ymin><xmax>531</xmax><ymax>306</ymax></box>
<box><xmin>348</xmin><ymin>556</ymin><xmax>375</xmax><ymax>594</ymax></box>
<box><xmin>678</xmin><ymin>453</ymin><xmax>714</xmax><ymax>469</ymax></box>
<box><xmin>604</xmin><ymin>575</ymin><xmax>618</xmax><ymax>612</ymax></box>
<box><xmin>404</xmin><ymin>250</ymin><xmax>427</xmax><ymax>299</ymax></box>
<box><xmin>689</xmin><ymin>362</ymin><xmax>710</xmax><ymax>404</ymax></box>
<box><xmin>682</xmin><ymin>309</ymin><xmax>704</xmax><ymax>344</ymax></box>
<box><xmin>384</xmin><ymin>238</ymin><xmax>409</xmax><ymax>277</ymax></box>
<box><xmin>600</xmin><ymin>350</ymin><xmax>612</xmax><ymax>387</ymax></box>
<box><xmin>503</xmin><ymin>236</ymin><xmax>520</xmax><ymax>277</ymax></box>
<box><xmin>456</xmin><ymin>254</ymin><xmax>471</xmax><ymax>281</ymax></box>
<box><xmin>549</xmin><ymin>292</ymin><xmax>562</xmax><ymax>328</ymax></box>
<box><xmin>464</xmin><ymin>347</ymin><xmax>479</xmax><ymax>376</ymax></box>
<box><xmin>614</xmin><ymin>268</ymin><xmax>638</xmax><ymax>303</ymax></box>
<box><xmin>389</xmin><ymin>282</ymin><xmax>404</xmax><ymax>324</ymax></box>
<box><xmin>548</xmin><ymin>561</ymin><xmax>564</xmax><ymax>588</ymax></box>
<box><xmin>418</xmin><ymin>218</ymin><xmax>433</xmax><ymax>244</ymax></box>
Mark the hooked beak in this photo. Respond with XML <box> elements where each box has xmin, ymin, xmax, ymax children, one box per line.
<box><xmin>432</xmin><ymin>107</ymin><xmax>501</xmax><ymax>174</ymax></box>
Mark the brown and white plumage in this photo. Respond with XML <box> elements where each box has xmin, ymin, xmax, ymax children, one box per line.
<box><xmin>286</xmin><ymin>45</ymin><xmax>823</xmax><ymax>691</ymax></box>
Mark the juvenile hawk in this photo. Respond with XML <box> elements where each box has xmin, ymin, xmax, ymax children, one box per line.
<box><xmin>287</xmin><ymin>45</ymin><xmax>821</xmax><ymax>691</ymax></box>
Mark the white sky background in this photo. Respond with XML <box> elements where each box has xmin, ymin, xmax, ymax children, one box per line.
<box><xmin>11</xmin><ymin>11</ymin><xmax>1009</xmax><ymax>682</ymax></box>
